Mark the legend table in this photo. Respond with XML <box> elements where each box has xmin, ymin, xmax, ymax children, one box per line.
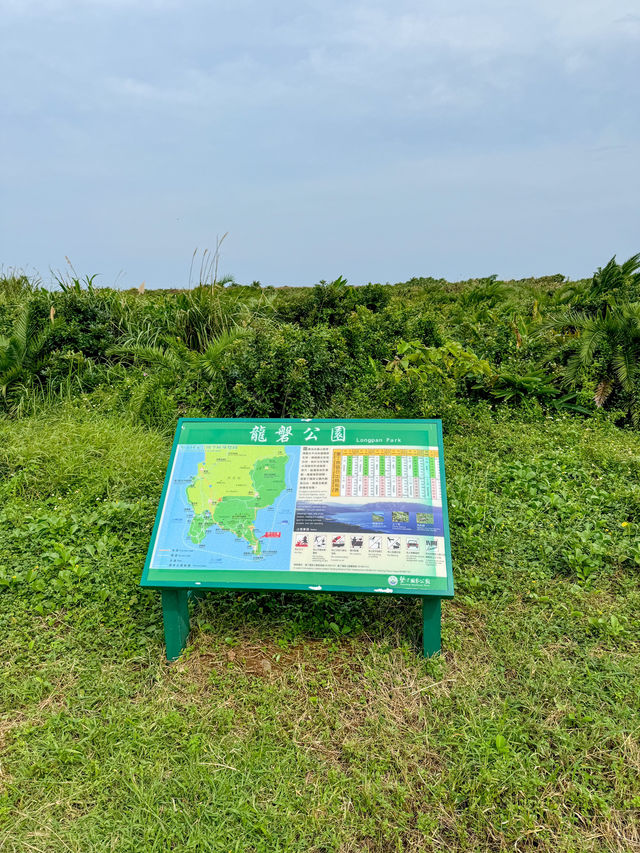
<box><xmin>330</xmin><ymin>449</ymin><xmax>441</xmax><ymax>501</ymax></box>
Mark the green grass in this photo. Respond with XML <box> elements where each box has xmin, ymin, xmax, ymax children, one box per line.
<box><xmin>1</xmin><ymin>404</ymin><xmax>639</xmax><ymax>851</ymax></box>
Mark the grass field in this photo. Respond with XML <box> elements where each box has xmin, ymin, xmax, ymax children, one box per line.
<box><xmin>1</xmin><ymin>400</ymin><xmax>639</xmax><ymax>852</ymax></box>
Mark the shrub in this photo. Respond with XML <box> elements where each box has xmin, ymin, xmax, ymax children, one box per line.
<box><xmin>215</xmin><ymin>322</ymin><xmax>362</xmax><ymax>417</ymax></box>
<box><xmin>275</xmin><ymin>278</ymin><xmax>391</xmax><ymax>328</ymax></box>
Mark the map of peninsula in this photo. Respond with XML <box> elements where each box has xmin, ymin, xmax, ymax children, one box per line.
<box><xmin>186</xmin><ymin>445</ymin><xmax>288</xmax><ymax>555</ymax></box>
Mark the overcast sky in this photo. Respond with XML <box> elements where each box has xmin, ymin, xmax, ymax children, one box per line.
<box><xmin>1</xmin><ymin>0</ymin><xmax>639</xmax><ymax>288</ymax></box>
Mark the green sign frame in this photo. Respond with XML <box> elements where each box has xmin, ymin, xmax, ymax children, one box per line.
<box><xmin>141</xmin><ymin>418</ymin><xmax>454</xmax><ymax>659</ymax></box>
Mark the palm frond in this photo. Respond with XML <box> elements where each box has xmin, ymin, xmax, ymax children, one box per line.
<box><xmin>576</xmin><ymin>320</ymin><xmax>607</xmax><ymax>366</ymax></box>
<box><xmin>107</xmin><ymin>343</ymin><xmax>180</xmax><ymax>369</ymax></box>
<box><xmin>619</xmin><ymin>252</ymin><xmax>640</xmax><ymax>278</ymax></box>
<box><xmin>594</xmin><ymin>379</ymin><xmax>614</xmax><ymax>407</ymax></box>
<box><xmin>199</xmin><ymin>329</ymin><xmax>248</xmax><ymax>379</ymax></box>
<box><xmin>536</xmin><ymin>308</ymin><xmax>592</xmax><ymax>335</ymax></box>
<box><xmin>0</xmin><ymin>364</ymin><xmax>25</xmax><ymax>397</ymax></box>
<box><xmin>611</xmin><ymin>349</ymin><xmax>638</xmax><ymax>392</ymax></box>
<box><xmin>129</xmin><ymin>373</ymin><xmax>170</xmax><ymax>421</ymax></box>
<box><xmin>563</xmin><ymin>352</ymin><xmax>585</xmax><ymax>386</ymax></box>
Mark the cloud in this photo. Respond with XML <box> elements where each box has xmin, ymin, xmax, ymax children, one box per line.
<box><xmin>1</xmin><ymin>0</ymin><xmax>639</xmax><ymax>288</ymax></box>
<box><xmin>4</xmin><ymin>0</ymin><xmax>638</xmax><ymax>170</ymax></box>
<box><xmin>105</xmin><ymin>76</ymin><xmax>199</xmax><ymax>105</ymax></box>
<box><xmin>0</xmin><ymin>0</ymin><xmax>176</xmax><ymax>11</ymax></box>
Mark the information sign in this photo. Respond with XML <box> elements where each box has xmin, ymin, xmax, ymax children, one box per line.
<box><xmin>141</xmin><ymin>418</ymin><xmax>454</xmax><ymax>659</ymax></box>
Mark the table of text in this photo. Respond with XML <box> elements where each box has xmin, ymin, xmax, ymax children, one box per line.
<box><xmin>330</xmin><ymin>449</ymin><xmax>440</xmax><ymax>501</ymax></box>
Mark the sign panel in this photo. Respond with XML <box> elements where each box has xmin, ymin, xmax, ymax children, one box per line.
<box><xmin>141</xmin><ymin>418</ymin><xmax>454</xmax><ymax>597</ymax></box>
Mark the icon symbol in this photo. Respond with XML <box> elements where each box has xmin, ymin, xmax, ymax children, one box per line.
<box><xmin>368</xmin><ymin>535</ymin><xmax>382</xmax><ymax>551</ymax></box>
<box><xmin>388</xmin><ymin>576</ymin><xmax>398</xmax><ymax>586</ymax></box>
<box><xmin>387</xmin><ymin>536</ymin><xmax>401</xmax><ymax>552</ymax></box>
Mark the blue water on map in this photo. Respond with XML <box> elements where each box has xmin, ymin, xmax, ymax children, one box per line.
<box><xmin>294</xmin><ymin>501</ymin><xmax>444</xmax><ymax>537</ymax></box>
<box><xmin>151</xmin><ymin>445</ymin><xmax>301</xmax><ymax>572</ymax></box>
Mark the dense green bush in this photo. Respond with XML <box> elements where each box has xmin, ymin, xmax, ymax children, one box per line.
<box><xmin>0</xmin><ymin>255</ymin><xmax>639</xmax><ymax>425</ymax></box>
<box><xmin>215</xmin><ymin>321</ymin><xmax>362</xmax><ymax>417</ymax></box>
<box><xmin>275</xmin><ymin>277</ymin><xmax>391</xmax><ymax>327</ymax></box>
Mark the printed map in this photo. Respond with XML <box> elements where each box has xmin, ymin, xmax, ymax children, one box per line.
<box><xmin>150</xmin><ymin>444</ymin><xmax>300</xmax><ymax>571</ymax></box>
<box><xmin>186</xmin><ymin>446</ymin><xmax>288</xmax><ymax>553</ymax></box>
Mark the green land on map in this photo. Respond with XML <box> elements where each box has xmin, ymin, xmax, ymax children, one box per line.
<box><xmin>186</xmin><ymin>445</ymin><xmax>287</xmax><ymax>554</ymax></box>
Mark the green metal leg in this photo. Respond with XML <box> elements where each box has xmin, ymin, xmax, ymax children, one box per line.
<box><xmin>422</xmin><ymin>597</ymin><xmax>441</xmax><ymax>657</ymax></box>
<box><xmin>162</xmin><ymin>589</ymin><xmax>190</xmax><ymax>661</ymax></box>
